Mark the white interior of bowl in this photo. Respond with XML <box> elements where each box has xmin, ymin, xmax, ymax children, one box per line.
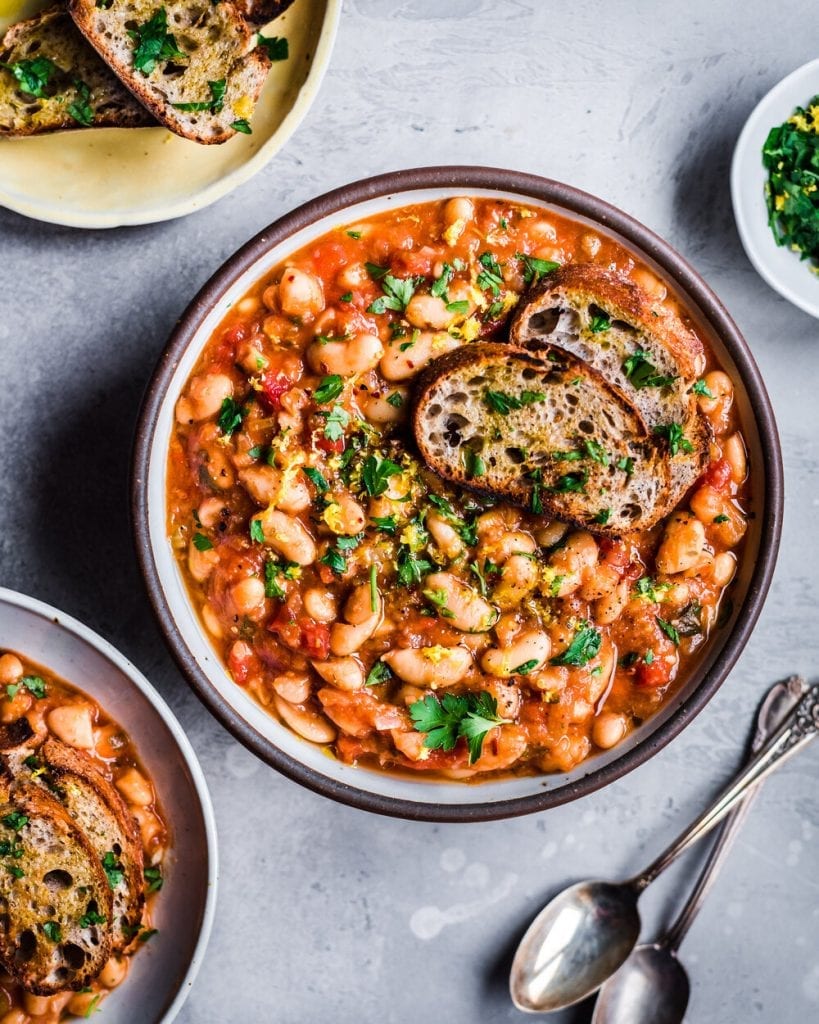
<box><xmin>731</xmin><ymin>57</ymin><xmax>819</xmax><ymax>319</ymax></box>
<box><xmin>145</xmin><ymin>185</ymin><xmax>767</xmax><ymax>808</ymax></box>
<box><xmin>0</xmin><ymin>588</ymin><xmax>217</xmax><ymax>1023</ymax></box>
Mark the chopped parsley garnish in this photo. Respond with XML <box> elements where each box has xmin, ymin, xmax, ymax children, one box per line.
<box><xmin>323</xmin><ymin>404</ymin><xmax>349</xmax><ymax>442</ymax></box>
<box><xmin>547</xmin><ymin>470</ymin><xmax>588</xmax><ymax>494</ymax></box>
<box><xmin>257</xmin><ymin>32</ymin><xmax>289</xmax><ymax>61</ymax></box>
<box><xmin>713</xmin><ymin>513</ymin><xmax>730</xmax><ymax>524</ymax></box>
<box><xmin>231</xmin><ymin>119</ymin><xmax>252</xmax><ymax>134</ymax></box>
<box><xmin>622</xmin><ymin>349</ymin><xmax>677</xmax><ymax>389</ymax></box>
<box><xmin>67</xmin><ymin>80</ymin><xmax>94</xmax><ymax>126</ymax></box>
<box><xmin>347</xmin><ymin>230</ymin><xmax>362</xmax><ymax>240</ymax></box>
<box><xmin>102</xmin><ymin>851</ymin><xmax>124</xmax><ymax>889</ymax></box>
<box><xmin>43</xmin><ymin>921</ymin><xmax>62</xmax><ymax>943</ymax></box>
<box><xmin>370</xmin><ymin>565</ymin><xmax>378</xmax><ymax>612</ymax></box>
<box><xmin>550</xmin><ymin>623</ymin><xmax>602</xmax><ymax>666</ymax></box>
<box><xmin>634</xmin><ymin>576</ymin><xmax>671</xmax><ymax>603</ymax></box>
<box><xmin>320</xmin><ymin>548</ymin><xmax>347</xmax><ymax>575</ymax></box>
<box><xmin>409</xmin><ymin>691</ymin><xmax>509</xmax><ymax>764</ymax></box>
<box><xmin>1</xmin><ymin>56</ymin><xmax>57</xmax><ymax>98</ymax></box>
<box><xmin>476</xmin><ymin>252</ymin><xmax>504</xmax><ymax>295</ymax></box>
<box><xmin>302</xmin><ymin>466</ymin><xmax>329</xmax><ymax>492</ymax></box>
<box><xmin>365</xmin><ymin>261</ymin><xmax>389</xmax><ymax>280</ymax></box>
<box><xmin>366</xmin><ymin>661</ymin><xmax>391</xmax><ymax>686</ymax></box>
<box><xmin>423</xmin><ymin>588</ymin><xmax>455</xmax><ymax>618</ymax></box>
<box><xmin>692</xmin><ymin>379</ymin><xmax>715</xmax><ymax>398</ymax></box>
<box><xmin>361</xmin><ymin>454</ymin><xmax>402</xmax><ymax>497</ymax></box>
<box><xmin>513</xmin><ymin>659</ymin><xmax>539</xmax><ymax>675</ymax></box>
<box><xmin>367</xmin><ymin>273</ymin><xmax>421</xmax><ymax>314</ymax></box>
<box><xmin>217</xmin><ymin>397</ymin><xmax>246</xmax><ymax>436</ymax></box>
<box><xmin>371</xmin><ymin>514</ymin><xmax>398</xmax><ymax>533</ymax></box>
<box><xmin>193</xmin><ymin>532</ymin><xmax>213</xmax><ymax>551</ymax></box>
<box><xmin>172</xmin><ymin>78</ymin><xmax>226</xmax><ymax>113</ymax></box>
<box><xmin>656</xmin><ymin>616</ymin><xmax>681</xmax><ymax>645</ymax></box>
<box><xmin>249</xmin><ymin>519</ymin><xmax>265</xmax><ymax>544</ymax></box>
<box><xmin>446</xmin><ymin>300</ymin><xmax>470</xmax><ymax>315</ymax></box>
<box><xmin>313</xmin><ymin>374</ymin><xmax>344</xmax><ymax>404</ymax></box>
<box><xmin>129</xmin><ymin>9</ymin><xmax>187</xmax><ymax>76</ymax></box>
<box><xmin>340</xmin><ymin>292</ymin><xmax>353</xmax><ymax>302</ymax></box>
<box><xmin>483</xmin><ymin>389</ymin><xmax>546</xmax><ymax>415</ymax></box>
<box><xmin>516</xmin><ymin>252</ymin><xmax>559</xmax><ymax>284</ymax></box>
<box><xmin>529</xmin><ymin>468</ymin><xmax>543</xmax><ymax>514</ymax></box>
<box><xmin>139</xmin><ymin>929</ymin><xmax>158</xmax><ymax>943</ymax></box>
<box><xmin>430</xmin><ymin>263</ymin><xmax>454</xmax><ymax>299</ymax></box>
<box><xmin>463</xmin><ymin>448</ymin><xmax>486</xmax><ymax>479</ymax></box>
<box><xmin>617</xmin><ymin>456</ymin><xmax>635</xmax><ymax>475</ymax></box>
<box><xmin>6</xmin><ymin>866</ymin><xmax>23</xmax><ymax>879</ymax></box>
<box><xmin>396</xmin><ymin>547</ymin><xmax>433</xmax><ymax>587</ymax></box>
<box><xmin>654</xmin><ymin>422</ymin><xmax>694</xmax><ymax>456</ymax></box>
<box><xmin>590</xmin><ymin>311</ymin><xmax>611</xmax><ymax>333</ymax></box>
<box><xmin>19</xmin><ymin>675</ymin><xmax>46</xmax><ymax>699</ymax></box>
<box><xmin>2</xmin><ymin>812</ymin><xmax>27</xmax><ymax>832</ymax></box>
<box><xmin>264</xmin><ymin>560</ymin><xmax>285</xmax><ymax>598</ymax></box>
<box><xmin>593</xmin><ymin>508</ymin><xmax>611</xmax><ymax>525</ymax></box>
<box><xmin>583</xmin><ymin>439</ymin><xmax>609</xmax><ymax>465</ymax></box>
<box><xmin>385</xmin><ymin>391</ymin><xmax>404</xmax><ymax>408</ymax></box>
<box><xmin>79</xmin><ymin>906</ymin><xmax>107</xmax><ymax>927</ymax></box>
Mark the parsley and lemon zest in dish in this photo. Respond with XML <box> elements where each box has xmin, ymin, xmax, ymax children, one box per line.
<box><xmin>0</xmin><ymin>651</ymin><xmax>166</xmax><ymax>1020</ymax></box>
<box><xmin>763</xmin><ymin>95</ymin><xmax>819</xmax><ymax>269</ymax></box>
<box><xmin>167</xmin><ymin>196</ymin><xmax>750</xmax><ymax>779</ymax></box>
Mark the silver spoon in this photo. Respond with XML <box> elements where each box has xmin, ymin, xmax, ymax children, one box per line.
<box><xmin>591</xmin><ymin>675</ymin><xmax>807</xmax><ymax>1024</ymax></box>
<box><xmin>510</xmin><ymin>677</ymin><xmax>819</xmax><ymax>1013</ymax></box>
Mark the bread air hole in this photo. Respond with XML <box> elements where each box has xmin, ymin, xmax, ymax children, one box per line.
<box><xmin>527</xmin><ymin>307</ymin><xmax>562</xmax><ymax>334</ymax></box>
<box><xmin>15</xmin><ymin>929</ymin><xmax>37</xmax><ymax>964</ymax></box>
<box><xmin>43</xmin><ymin>870</ymin><xmax>73</xmax><ymax>892</ymax></box>
<box><xmin>62</xmin><ymin>943</ymin><xmax>87</xmax><ymax>970</ymax></box>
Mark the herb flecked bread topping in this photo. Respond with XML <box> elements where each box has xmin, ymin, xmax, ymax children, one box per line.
<box><xmin>69</xmin><ymin>0</ymin><xmax>272</xmax><ymax>143</ymax></box>
<box><xmin>0</xmin><ymin>6</ymin><xmax>153</xmax><ymax>136</ymax></box>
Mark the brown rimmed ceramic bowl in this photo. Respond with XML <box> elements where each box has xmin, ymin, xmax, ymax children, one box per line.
<box><xmin>132</xmin><ymin>167</ymin><xmax>783</xmax><ymax>823</ymax></box>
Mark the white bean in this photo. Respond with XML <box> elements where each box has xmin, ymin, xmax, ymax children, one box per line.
<box><xmin>253</xmin><ymin>509</ymin><xmax>317</xmax><ymax>565</ymax></box>
<box><xmin>427</xmin><ymin>512</ymin><xmax>464</xmax><ymax>560</ymax></box>
<box><xmin>383</xmin><ymin>645</ymin><xmax>472</xmax><ymax>687</ymax></box>
<box><xmin>303</xmin><ymin>587</ymin><xmax>338</xmax><ymax>623</ymax></box>
<box><xmin>424</xmin><ymin>572</ymin><xmax>498</xmax><ymax>633</ymax></box>
<box><xmin>277</xmin><ymin>267</ymin><xmax>324</xmax><ymax>319</ymax></box>
<box><xmin>481</xmin><ymin>630</ymin><xmax>551</xmax><ymax>678</ymax></box>
<box><xmin>593</xmin><ymin>711</ymin><xmax>628</xmax><ymax>750</ymax></box>
<box><xmin>655</xmin><ymin>512</ymin><xmax>708</xmax><ymax>575</ymax></box>
<box><xmin>312</xmin><ymin>657</ymin><xmax>366</xmax><ymax>691</ymax></box>
<box><xmin>273</xmin><ymin>694</ymin><xmax>336</xmax><ymax>743</ymax></box>
<box><xmin>379</xmin><ymin>331</ymin><xmax>459</xmax><ymax>381</ymax></box>
<box><xmin>240</xmin><ymin>465</ymin><xmax>311</xmax><ymax>513</ymax></box>
<box><xmin>405</xmin><ymin>293</ymin><xmax>453</xmax><ymax>330</ymax></box>
<box><xmin>323</xmin><ymin>492</ymin><xmax>367</xmax><ymax>536</ymax></box>
<box><xmin>272</xmin><ymin>672</ymin><xmax>312</xmax><ymax>704</ymax></box>
<box><xmin>48</xmin><ymin>705</ymin><xmax>94</xmax><ymax>749</ymax></box>
<box><xmin>231</xmin><ymin>577</ymin><xmax>266</xmax><ymax>616</ymax></box>
<box><xmin>176</xmin><ymin>373</ymin><xmax>233</xmax><ymax>424</ymax></box>
<box><xmin>0</xmin><ymin>654</ymin><xmax>23</xmax><ymax>686</ymax></box>
<box><xmin>115</xmin><ymin>768</ymin><xmax>153</xmax><ymax>807</ymax></box>
<box><xmin>307</xmin><ymin>331</ymin><xmax>383</xmax><ymax>376</ymax></box>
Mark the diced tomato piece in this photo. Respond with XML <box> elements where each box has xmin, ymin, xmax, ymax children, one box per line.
<box><xmin>390</xmin><ymin>249</ymin><xmax>434</xmax><ymax>278</ymax></box>
<box><xmin>635</xmin><ymin>658</ymin><xmax>674</xmax><ymax>688</ymax></box>
<box><xmin>311</xmin><ymin>241</ymin><xmax>349</xmax><ymax>281</ymax></box>
<box><xmin>314</xmin><ymin>431</ymin><xmax>345</xmax><ymax>454</ymax></box>
<box><xmin>336</xmin><ymin>733</ymin><xmax>381</xmax><ymax>765</ymax></box>
<box><xmin>700</xmin><ymin>458</ymin><xmax>731</xmax><ymax>492</ymax></box>
<box><xmin>267</xmin><ymin>596</ymin><xmax>330</xmax><ymax>660</ymax></box>
<box><xmin>221</xmin><ymin>321</ymin><xmax>249</xmax><ymax>347</ymax></box>
<box><xmin>259</xmin><ymin>372</ymin><xmax>292</xmax><ymax>410</ymax></box>
<box><xmin>599</xmin><ymin>538</ymin><xmax>630</xmax><ymax>568</ymax></box>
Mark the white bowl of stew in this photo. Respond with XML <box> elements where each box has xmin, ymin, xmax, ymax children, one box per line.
<box><xmin>0</xmin><ymin>588</ymin><xmax>217</xmax><ymax>1020</ymax></box>
<box><xmin>133</xmin><ymin>168</ymin><xmax>782</xmax><ymax>822</ymax></box>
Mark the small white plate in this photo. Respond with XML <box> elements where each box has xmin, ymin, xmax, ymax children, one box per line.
<box><xmin>0</xmin><ymin>0</ymin><xmax>341</xmax><ymax>228</ymax></box>
<box><xmin>731</xmin><ymin>58</ymin><xmax>819</xmax><ymax>318</ymax></box>
<box><xmin>0</xmin><ymin>587</ymin><xmax>218</xmax><ymax>1023</ymax></box>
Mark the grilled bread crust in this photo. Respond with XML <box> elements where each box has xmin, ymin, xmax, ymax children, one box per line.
<box><xmin>40</xmin><ymin>740</ymin><xmax>144</xmax><ymax>954</ymax></box>
<box><xmin>234</xmin><ymin>0</ymin><xmax>298</xmax><ymax>27</ymax></box>
<box><xmin>0</xmin><ymin>784</ymin><xmax>113</xmax><ymax>994</ymax></box>
<box><xmin>509</xmin><ymin>263</ymin><xmax>710</xmax><ymax>498</ymax></box>
<box><xmin>0</xmin><ymin>6</ymin><xmax>154</xmax><ymax>136</ymax></box>
<box><xmin>69</xmin><ymin>0</ymin><xmax>271</xmax><ymax>143</ymax></box>
<box><xmin>411</xmin><ymin>342</ymin><xmax>697</xmax><ymax>535</ymax></box>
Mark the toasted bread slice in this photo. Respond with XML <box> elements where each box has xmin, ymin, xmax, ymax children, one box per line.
<box><xmin>235</xmin><ymin>0</ymin><xmax>297</xmax><ymax>27</ymax></box>
<box><xmin>69</xmin><ymin>0</ymin><xmax>271</xmax><ymax>144</ymax></box>
<box><xmin>36</xmin><ymin>740</ymin><xmax>143</xmax><ymax>954</ymax></box>
<box><xmin>0</xmin><ymin>784</ymin><xmax>112</xmax><ymax>994</ymax></box>
<box><xmin>509</xmin><ymin>264</ymin><xmax>710</xmax><ymax>496</ymax></box>
<box><xmin>412</xmin><ymin>343</ymin><xmax>684</xmax><ymax>535</ymax></box>
<box><xmin>0</xmin><ymin>6</ymin><xmax>154</xmax><ymax>136</ymax></box>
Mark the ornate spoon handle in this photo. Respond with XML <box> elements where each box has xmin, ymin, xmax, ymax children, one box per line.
<box><xmin>634</xmin><ymin>680</ymin><xmax>819</xmax><ymax>891</ymax></box>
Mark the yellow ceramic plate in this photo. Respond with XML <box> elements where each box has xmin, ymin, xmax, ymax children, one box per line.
<box><xmin>0</xmin><ymin>0</ymin><xmax>341</xmax><ymax>227</ymax></box>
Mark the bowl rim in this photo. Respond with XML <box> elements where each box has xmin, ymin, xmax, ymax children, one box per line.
<box><xmin>132</xmin><ymin>166</ymin><xmax>784</xmax><ymax>822</ymax></box>
<box><xmin>731</xmin><ymin>56</ymin><xmax>819</xmax><ymax>319</ymax></box>
<box><xmin>0</xmin><ymin>585</ymin><xmax>219</xmax><ymax>1021</ymax></box>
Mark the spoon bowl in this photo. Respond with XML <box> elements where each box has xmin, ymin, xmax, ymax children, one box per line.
<box><xmin>591</xmin><ymin>944</ymin><xmax>690</xmax><ymax>1024</ymax></box>
<box><xmin>510</xmin><ymin>881</ymin><xmax>641</xmax><ymax>1012</ymax></box>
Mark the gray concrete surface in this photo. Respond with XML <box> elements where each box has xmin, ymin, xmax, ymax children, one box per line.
<box><xmin>2</xmin><ymin>1</ymin><xmax>818</xmax><ymax>1020</ymax></box>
